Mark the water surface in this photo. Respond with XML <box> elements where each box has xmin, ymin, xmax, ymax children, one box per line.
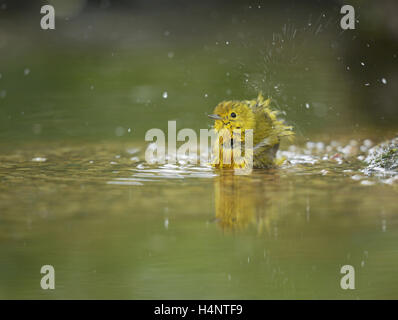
<box><xmin>0</xmin><ymin>139</ymin><xmax>397</xmax><ymax>299</ymax></box>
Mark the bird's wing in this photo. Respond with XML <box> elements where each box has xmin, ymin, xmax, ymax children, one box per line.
<box><xmin>254</xmin><ymin>137</ymin><xmax>272</xmax><ymax>151</ymax></box>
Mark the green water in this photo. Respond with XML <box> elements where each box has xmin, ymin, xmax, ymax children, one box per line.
<box><xmin>1</xmin><ymin>5</ymin><xmax>398</xmax><ymax>299</ymax></box>
<box><xmin>0</xmin><ymin>139</ymin><xmax>397</xmax><ymax>299</ymax></box>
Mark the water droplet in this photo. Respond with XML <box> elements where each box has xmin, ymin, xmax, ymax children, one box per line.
<box><xmin>32</xmin><ymin>124</ymin><xmax>41</xmax><ymax>134</ymax></box>
<box><xmin>115</xmin><ymin>126</ymin><xmax>125</xmax><ymax>136</ymax></box>
<box><xmin>381</xmin><ymin>78</ymin><xmax>387</xmax><ymax>84</ymax></box>
<box><xmin>351</xmin><ymin>175</ymin><xmax>362</xmax><ymax>181</ymax></box>
<box><xmin>363</xmin><ymin>139</ymin><xmax>373</xmax><ymax>148</ymax></box>
<box><xmin>382</xmin><ymin>219</ymin><xmax>387</xmax><ymax>232</ymax></box>
<box><xmin>361</xmin><ymin>180</ymin><xmax>375</xmax><ymax>186</ymax></box>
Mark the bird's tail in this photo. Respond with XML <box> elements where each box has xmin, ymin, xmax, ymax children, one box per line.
<box><xmin>258</xmin><ymin>92</ymin><xmax>295</xmax><ymax>142</ymax></box>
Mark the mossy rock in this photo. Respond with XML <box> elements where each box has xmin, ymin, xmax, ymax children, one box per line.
<box><xmin>365</xmin><ymin>136</ymin><xmax>398</xmax><ymax>172</ymax></box>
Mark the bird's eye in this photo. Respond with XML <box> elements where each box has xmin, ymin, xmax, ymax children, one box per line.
<box><xmin>230</xmin><ymin>112</ymin><xmax>237</xmax><ymax>118</ymax></box>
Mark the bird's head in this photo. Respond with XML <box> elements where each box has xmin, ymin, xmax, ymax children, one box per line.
<box><xmin>208</xmin><ymin>101</ymin><xmax>256</xmax><ymax>134</ymax></box>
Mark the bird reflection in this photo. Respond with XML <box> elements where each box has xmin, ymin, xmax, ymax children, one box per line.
<box><xmin>214</xmin><ymin>170</ymin><xmax>280</xmax><ymax>232</ymax></box>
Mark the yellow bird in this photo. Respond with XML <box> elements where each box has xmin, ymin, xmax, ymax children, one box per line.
<box><xmin>208</xmin><ymin>93</ymin><xmax>294</xmax><ymax>169</ymax></box>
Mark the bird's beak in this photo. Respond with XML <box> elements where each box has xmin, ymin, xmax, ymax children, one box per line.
<box><xmin>208</xmin><ymin>114</ymin><xmax>222</xmax><ymax>120</ymax></box>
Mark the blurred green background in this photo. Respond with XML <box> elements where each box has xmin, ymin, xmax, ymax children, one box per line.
<box><xmin>0</xmin><ymin>0</ymin><xmax>397</xmax><ymax>144</ymax></box>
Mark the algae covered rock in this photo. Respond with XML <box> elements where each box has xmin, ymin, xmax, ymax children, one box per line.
<box><xmin>365</xmin><ymin>136</ymin><xmax>398</xmax><ymax>172</ymax></box>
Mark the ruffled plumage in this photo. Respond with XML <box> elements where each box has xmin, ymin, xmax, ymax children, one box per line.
<box><xmin>210</xmin><ymin>93</ymin><xmax>294</xmax><ymax>170</ymax></box>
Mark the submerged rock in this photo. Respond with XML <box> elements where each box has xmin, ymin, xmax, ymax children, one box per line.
<box><xmin>365</xmin><ymin>136</ymin><xmax>398</xmax><ymax>173</ymax></box>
